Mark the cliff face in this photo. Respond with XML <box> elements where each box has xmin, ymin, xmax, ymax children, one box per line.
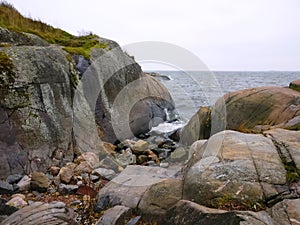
<box><xmin>0</xmin><ymin>28</ymin><xmax>174</xmax><ymax>179</ymax></box>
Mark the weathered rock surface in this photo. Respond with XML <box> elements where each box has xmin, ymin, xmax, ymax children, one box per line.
<box><xmin>264</xmin><ymin>128</ymin><xmax>300</xmax><ymax>171</ymax></box>
<box><xmin>183</xmin><ymin>130</ymin><xmax>286</xmax><ymax>207</ymax></box>
<box><xmin>163</xmin><ymin>200</ymin><xmax>277</xmax><ymax>225</ymax></box>
<box><xmin>96</xmin><ymin>205</ymin><xmax>132</xmax><ymax>225</ymax></box>
<box><xmin>0</xmin><ymin>27</ymin><xmax>174</xmax><ymax>179</ymax></box>
<box><xmin>0</xmin><ymin>201</ymin><xmax>77</xmax><ymax>225</ymax></box>
<box><xmin>214</xmin><ymin>86</ymin><xmax>300</xmax><ymax>134</ymax></box>
<box><xmin>290</xmin><ymin>79</ymin><xmax>300</xmax><ymax>92</ymax></box>
<box><xmin>181</xmin><ymin>86</ymin><xmax>300</xmax><ymax>145</ymax></box>
<box><xmin>97</xmin><ymin>165</ymin><xmax>180</xmax><ymax>211</ymax></box>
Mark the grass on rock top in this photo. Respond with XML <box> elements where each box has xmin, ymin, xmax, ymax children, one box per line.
<box><xmin>0</xmin><ymin>1</ymin><xmax>108</xmax><ymax>58</ymax></box>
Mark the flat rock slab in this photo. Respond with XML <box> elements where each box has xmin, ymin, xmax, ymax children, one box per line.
<box><xmin>96</xmin><ymin>205</ymin><xmax>132</xmax><ymax>225</ymax></box>
<box><xmin>97</xmin><ymin>165</ymin><xmax>180</xmax><ymax>209</ymax></box>
<box><xmin>0</xmin><ymin>201</ymin><xmax>76</xmax><ymax>225</ymax></box>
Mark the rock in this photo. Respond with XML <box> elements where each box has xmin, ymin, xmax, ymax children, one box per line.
<box><xmin>97</xmin><ymin>165</ymin><xmax>179</xmax><ymax>209</ymax></box>
<box><xmin>16</xmin><ymin>175</ymin><xmax>31</xmax><ymax>192</ymax></box>
<box><xmin>269</xmin><ymin>199</ymin><xmax>300</xmax><ymax>225</ymax></box>
<box><xmin>77</xmin><ymin>152</ymin><xmax>99</xmax><ymax>168</ymax></box>
<box><xmin>264</xmin><ymin>128</ymin><xmax>300</xmax><ymax>171</ymax></box>
<box><xmin>0</xmin><ymin>180</ymin><xmax>14</xmax><ymax>194</ymax></box>
<box><xmin>164</xmin><ymin>200</ymin><xmax>276</xmax><ymax>225</ymax></box>
<box><xmin>58</xmin><ymin>184</ymin><xmax>78</xmax><ymax>195</ymax></box>
<box><xmin>189</xmin><ymin>140</ymin><xmax>207</xmax><ymax>159</ymax></box>
<box><xmin>137</xmin><ymin>155</ymin><xmax>148</xmax><ymax>164</ymax></box>
<box><xmin>114</xmin><ymin>149</ymin><xmax>136</xmax><ymax>166</ymax></box>
<box><xmin>74</xmin><ymin>161</ymin><xmax>93</xmax><ymax>175</ymax></box>
<box><xmin>99</xmin><ymin>156</ymin><xmax>121</xmax><ymax>172</ymax></box>
<box><xmin>170</xmin><ymin>147</ymin><xmax>188</xmax><ymax>162</ymax></box>
<box><xmin>6</xmin><ymin>196</ymin><xmax>27</xmax><ymax>208</ymax></box>
<box><xmin>0</xmin><ymin>198</ymin><xmax>18</xmax><ymax>219</ymax></box>
<box><xmin>138</xmin><ymin>178</ymin><xmax>182</xmax><ymax>214</ymax></box>
<box><xmin>30</xmin><ymin>172</ymin><xmax>50</xmax><ymax>192</ymax></box>
<box><xmin>102</xmin><ymin>142</ymin><xmax>117</xmax><ymax>155</ymax></box>
<box><xmin>213</xmin><ymin>86</ymin><xmax>300</xmax><ymax>134</ymax></box>
<box><xmin>94</xmin><ymin>195</ymin><xmax>111</xmax><ymax>213</ymax></box>
<box><xmin>160</xmin><ymin>162</ymin><xmax>169</xmax><ymax>168</ymax></box>
<box><xmin>58</xmin><ymin>166</ymin><xmax>74</xmax><ymax>184</ymax></box>
<box><xmin>93</xmin><ymin>167</ymin><xmax>117</xmax><ymax>180</ymax></box>
<box><xmin>6</xmin><ymin>174</ymin><xmax>23</xmax><ymax>184</ymax></box>
<box><xmin>0</xmin><ymin>201</ymin><xmax>77</xmax><ymax>225</ymax></box>
<box><xmin>49</xmin><ymin>166</ymin><xmax>61</xmax><ymax>176</ymax></box>
<box><xmin>0</xmin><ymin>45</ymin><xmax>74</xmax><ymax>179</ymax></box>
<box><xmin>117</xmin><ymin>139</ymin><xmax>136</xmax><ymax>150</ymax></box>
<box><xmin>183</xmin><ymin>130</ymin><xmax>286</xmax><ymax>207</ymax></box>
<box><xmin>132</xmin><ymin>140</ymin><xmax>149</xmax><ymax>154</ymax></box>
<box><xmin>290</xmin><ymin>79</ymin><xmax>300</xmax><ymax>92</ymax></box>
<box><xmin>180</xmin><ymin>106</ymin><xmax>211</xmax><ymax>145</ymax></box>
<box><xmin>96</xmin><ymin>205</ymin><xmax>132</xmax><ymax>225</ymax></box>
<box><xmin>0</xmin><ymin>26</ymin><xmax>174</xmax><ymax>179</ymax></box>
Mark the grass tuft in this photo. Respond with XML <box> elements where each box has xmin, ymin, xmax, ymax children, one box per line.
<box><xmin>0</xmin><ymin>1</ymin><xmax>108</xmax><ymax>58</ymax></box>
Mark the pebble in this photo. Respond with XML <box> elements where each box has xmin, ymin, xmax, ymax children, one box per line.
<box><xmin>6</xmin><ymin>196</ymin><xmax>27</xmax><ymax>208</ymax></box>
<box><xmin>6</xmin><ymin>174</ymin><xmax>23</xmax><ymax>184</ymax></box>
<box><xmin>160</xmin><ymin>162</ymin><xmax>169</xmax><ymax>168</ymax></box>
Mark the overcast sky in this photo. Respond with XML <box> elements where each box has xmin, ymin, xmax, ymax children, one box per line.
<box><xmin>6</xmin><ymin>0</ymin><xmax>300</xmax><ymax>71</ymax></box>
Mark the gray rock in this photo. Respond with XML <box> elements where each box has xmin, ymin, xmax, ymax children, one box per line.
<box><xmin>164</xmin><ymin>200</ymin><xmax>277</xmax><ymax>225</ymax></box>
<box><xmin>0</xmin><ymin>201</ymin><xmax>77</xmax><ymax>225</ymax></box>
<box><xmin>114</xmin><ymin>149</ymin><xmax>136</xmax><ymax>167</ymax></box>
<box><xmin>6</xmin><ymin>196</ymin><xmax>27</xmax><ymax>208</ymax></box>
<box><xmin>96</xmin><ymin>205</ymin><xmax>132</xmax><ymax>225</ymax></box>
<box><xmin>58</xmin><ymin>184</ymin><xmax>79</xmax><ymax>195</ymax></box>
<box><xmin>77</xmin><ymin>152</ymin><xmax>100</xmax><ymax>169</ymax></box>
<box><xmin>94</xmin><ymin>195</ymin><xmax>110</xmax><ymax>213</ymax></box>
<box><xmin>16</xmin><ymin>175</ymin><xmax>31</xmax><ymax>192</ymax></box>
<box><xmin>93</xmin><ymin>167</ymin><xmax>116</xmax><ymax>180</ymax></box>
<box><xmin>97</xmin><ymin>165</ymin><xmax>179</xmax><ymax>209</ymax></box>
<box><xmin>183</xmin><ymin>130</ymin><xmax>286</xmax><ymax>207</ymax></box>
<box><xmin>6</xmin><ymin>174</ymin><xmax>23</xmax><ymax>184</ymax></box>
<box><xmin>170</xmin><ymin>147</ymin><xmax>188</xmax><ymax>162</ymax></box>
<box><xmin>0</xmin><ymin>180</ymin><xmax>14</xmax><ymax>194</ymax></box>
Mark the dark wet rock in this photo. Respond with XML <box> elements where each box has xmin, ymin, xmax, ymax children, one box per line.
<box><xmin>96</xmin><ymin>205</ymin><xmax>132</xmax><ymax>225</ymax></box>
<box><xmin>6</xmin><ymin>174</ymin><xmax>23</xmax><ymax>184</ymax></box>
<box><xmin>0</xmin><ymin>201</ymin><xmax>77</xmax><ymax>225</ymax></box>
<box><xmin>0</xmin><ymin>180</ymin><xmax>14</xmax><ymax>194</ymax></box>
<box><xmin>0</xmin><ymin>198</ymin><xmax>18</xmax><ymax>223</ymax></box>
<box><xmin>94</xmin><ymin>195</ymin><xmax>110</xmax><ymax>213</ymax></box>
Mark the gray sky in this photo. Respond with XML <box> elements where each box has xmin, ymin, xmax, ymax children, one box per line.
<box><xmin>6</xmin><ymin>0</ymin><xmax>300</xmax><ymax>71</ymax></box>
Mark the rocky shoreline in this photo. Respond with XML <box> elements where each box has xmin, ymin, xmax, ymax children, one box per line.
<box><xmin>1</xmin><ymin>5</ymin><xmax>300</xmax><ymax>224</ymax></box>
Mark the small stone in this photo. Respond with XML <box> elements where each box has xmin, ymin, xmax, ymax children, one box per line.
<box><xmin>31</xmin><ymin>172</ymin><xmax>50</xmax><ymax>192</ymax></box>
<box><xmin>49</xmin><ymin>166</ymin><xmax>61</xmax><ymax>176</ymax></box>
<box><xmin>16</xmin><ymin>175</ymin><xmax>31</xmax><ymax>192</ymax></box>
<box><xmin>160</xmin><ymin>162</ymin><xmax>169</xmax><ymax>168</ymax></box>
<box><xmin>115</xmin><ymin>149</ymin><xmax>136</xmax><ymax>166</ymax></box>
<box><xmin>77</xmin><ymin>152</ymin><xmax>99</xmax><ymax>168</ymax></box>
<box><xmin>132</xmin><ymin>140</ymin><xmax>149</xmax><ymax>154</ymax></box>
<box><xmin>118</xmin><ymin>139</ymin><xmax>136</xmax><ymax>149</ymax></box>
<box><xmin>93</xmin><ymin>168</ymin><xmax>116</xmax><ymax>180</ymax></box>
<box><xmin>11</xmin><ymin>194</ymin><xmax>26</xmax><ymax>200</ymax></box>
<box><xmin>6</xmin><ymin>174</ymin><xmax>23</xmax><ymax>184</ymax></box>
<box><xmin>58</xmin><ymin>184</ymin><xmax>78</xmax><ymax>195</ymax></box>
<box><xmin>137</xmin><ymin>155</ymin><xmax>148</xmax><ymax>164</ymax></box>
<box><xmin>0</xmin><ymin>180</ymin><xmax>14</xmax><ymax>194</ymax></box>
<box><xmin>74</xmin><ymin>161</ymin><xmax>93</xmax><ymax>175</ymax></box>
<box><xmin>102</xmin><ymin>142</ymin><xmax>117</xmax><ymax>155</ymax></box>
<box><xmin>6</xmin><ymin>197</ymin><xmax>27</xmax><ymax>208</ymax></box>
<box><xmin>170</xmin><ymin>147</ymin><xmax>187</xmax><ymax>162</ymax></box>
<box><xmin>58</xmin><ymin>166</ymin><xmax>74</xmax><ymax>183</ymax></box>
<box><xmin>94</xmin><ymin>195</ymin><xmax>110</xmax><ymax>213</ymax></box>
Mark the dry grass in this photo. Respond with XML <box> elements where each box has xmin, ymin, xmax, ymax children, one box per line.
<box><xmin>0</xmin><ymin>1</ymin><xmax>107</xmax><ymax>57</ymax></box>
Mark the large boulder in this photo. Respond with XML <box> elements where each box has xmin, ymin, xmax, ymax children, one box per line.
<box><xmin>214</xmin><ymin>86</ymin><xmax>300</xmax><ymax>133</ymax></box>
<box><xmin>163</xmin><ymin>200</ymin><xmax>277</xmax><ymax>225</ymax></box>
<box><xmin>180</xmin><ymin>86</ymin><xmax>300</xmax><ymax>145</ymax></box>
<box><xmin>290</xmin><ymin>80</ymin><xmax>300</xmax><ymax>92</ymax></box>
<box><xmin>0</xmin><ymin>28</ymin><xmax>174</xmax><ymax>178</ymax></box>
<box><xmin>183</xmin><ymin>130</ymin><xmax>286</xmax><ymax>207</ymax></box>
<box><xmin>0</xmin><ymin>201</ymin><xmax>76</xmax><ymax>225</ymax></box>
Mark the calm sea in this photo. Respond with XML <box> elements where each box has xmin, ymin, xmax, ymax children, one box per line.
<box><xmin>151</xmin><ymin>71</ymin><xmax>300</xmax><ymax>121</ymax></box>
